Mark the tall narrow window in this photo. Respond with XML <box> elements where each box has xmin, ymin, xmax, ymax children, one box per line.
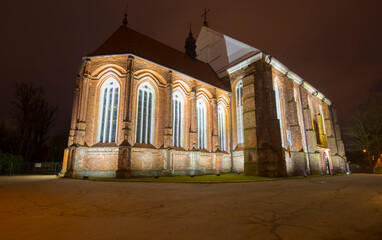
<box><xmin>197</xmin><ymin>99</ymin><xmax>207</xmax><ymax>149</ymax></box>
<box><xmin>218</xmin><ymin>105</ymin><xmax>226</xmax><ymax>151</ymax></box>
<box><xmin>274</xmin><ymin>79</ymin><xmax>285</xmax><ymax>147</ymax></box>
<box><xmin>173</xmin><ymin>93</ymin><xmax>183</xmax><ymax>147</ymax></box>
<box><xmin>319</xmin><ymin>104</ymin><xmax>326</xmax><ymax>134</ymax></box>
<box><xmin>316</xmin><ymin>104</ymin><xmax>327</xmax><ymax>147</ymax></box>
<box><xmin>136</xmin><ymin>82</ymin><xmax>155</xmax><ymax>144</ymax></box>
<box><xmin>98</xmin><ymin>78</ymin><xmax>120</xmax><ymax>143</ymax></box>
<box><xmin>294</xmin><ymin>87</ymin><xmax>307</xmax><ymax>151</ymax></box>
<box><xmin>236</xmin><ymin>81</ymin><xmax>244</xmax><ymax>144</ymax></box>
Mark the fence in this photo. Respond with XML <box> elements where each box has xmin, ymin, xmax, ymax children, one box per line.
<box><xmin>8</xmin><ymin>162</ymin><xmax>62</xmax><ymax>175</ymax></box>
<box><xmin>349</xmin><ymin>163</ymin><xmax>373</xmax><ymax>173</ymax></box>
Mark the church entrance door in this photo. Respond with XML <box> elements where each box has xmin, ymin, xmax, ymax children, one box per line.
<box><xmin>324</xmin><ymin>154</ymin><xmax>330</xmax><ymax>175</ymax></box>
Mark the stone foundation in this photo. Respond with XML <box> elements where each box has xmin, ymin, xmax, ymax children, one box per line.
<box><xmin>64</xmin><ymin>146</ymin><xmax>236</xmax><ymax>178</ymax></box>
<box><xmin>286</xmin><ymin>152</ymin><xmax>308</xmax><ymax>176</ymax></box>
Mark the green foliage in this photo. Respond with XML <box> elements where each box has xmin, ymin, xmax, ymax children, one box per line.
<box><xmin>0</xmin><ymin>151</ymin><xmax>24</xmax><ymax>175</ymax></box>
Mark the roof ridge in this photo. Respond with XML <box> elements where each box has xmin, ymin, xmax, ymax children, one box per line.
<box><xmin>88</xmin><ymin>25</ymin><xmax>231</xmax><ymax>92</ymax></box>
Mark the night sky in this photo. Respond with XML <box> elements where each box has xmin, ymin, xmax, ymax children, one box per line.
<box><xmin>1</xmin><ymin>0</ymin><xmax>381</xmax><ymax>134</ymax></box>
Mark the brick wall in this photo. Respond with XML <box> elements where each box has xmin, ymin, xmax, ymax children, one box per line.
<box><xmin>65</xmin><ymin>54</ymin><xmax>238</xmax><ymax>178</ymax></box>
<box><xmin>64</xmin><ymin>53</ymin><xmax>346</xmax><ymax>178</ymax></box>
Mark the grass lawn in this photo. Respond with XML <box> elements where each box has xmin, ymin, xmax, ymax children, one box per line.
<box><xmin>81</xmin><ymin>173</ymin><xmax>345</xmax><ymax>183</ymax></box>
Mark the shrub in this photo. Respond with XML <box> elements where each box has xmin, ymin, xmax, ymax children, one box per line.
<box><xmin>0</xmin><ymin>151</ymin><xmax>24</xmax><ymax>175</ymax></box>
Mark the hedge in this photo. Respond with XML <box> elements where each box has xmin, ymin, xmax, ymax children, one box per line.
<box><xmin>0</xmin><ymin>151</ymin><xmax>24</xmax><ymax>175</ymax></box>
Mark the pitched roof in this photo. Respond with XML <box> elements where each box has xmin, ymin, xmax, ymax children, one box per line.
<box><xmin>196</xmin><ymin>26</ymin><xmax>261</xmax><ymax>78</ymax></box>
<box><xmin>88</xmin><ymin>25</ymin><xmax>231</xmax><ymax>91</ymax></box>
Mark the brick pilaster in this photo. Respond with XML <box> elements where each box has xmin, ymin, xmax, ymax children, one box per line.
<box><xmin>212</xmin><ymin>96</ymin><xmax>219</xmax><ymax>151</ymax></box>
<box><xmin>243</xmin><ymin>59</ymin><xmax>287</xmax><ymax>177</ymax></box>
<box><xmin>189</xmin><ymin>86</ymin><xmax>197</xmax><ymax>150</ymax></box>
<box><xmin>164</xmin><ymin>71</ymin><xmax>173</xmax><ymax>148</ymax></box>
<box><xmin>122</xmin><ymin>56</ymin><xmax>135</xmax><ymax>145</ymax></box>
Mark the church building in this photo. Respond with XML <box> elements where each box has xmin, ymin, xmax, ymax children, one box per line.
<box><xmin>63</xmin><ymin>16</ymin><xmax>347</xmax><ymax>178</ymax></box>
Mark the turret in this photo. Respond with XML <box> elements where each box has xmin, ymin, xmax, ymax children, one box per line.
<box><xmin>185</xmin><ymin>26</ymin><xmax>197</xmax><ymax>60</ymax></box>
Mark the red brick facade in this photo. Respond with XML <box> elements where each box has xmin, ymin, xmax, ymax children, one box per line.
<box><xmin>63</xmin><ymin>26</ymin><xmax>347</xmax><ymax>178</ymax></box>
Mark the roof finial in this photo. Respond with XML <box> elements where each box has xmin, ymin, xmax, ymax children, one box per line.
<box><xmin>201</xmin><ymin>8</ymin><xmax>210</xmax><ymax>27</ymax></box>
<box><xmin>122</xmin><ymin>4</ymin><xmax>128</xmax><ymax>26</ymax></box>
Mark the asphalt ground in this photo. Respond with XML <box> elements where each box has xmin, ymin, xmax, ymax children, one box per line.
<box><xmin>0</xmin><ymin>174</ymin><xmax>381</xmax><ymax>240</ymax></box>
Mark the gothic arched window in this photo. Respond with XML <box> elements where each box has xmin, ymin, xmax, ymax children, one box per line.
<box><xmin>197</xmin><ymin>99</ymin><xmax>207</xmax><ymax>149</ymax></box>
<box><xmin>97</xmin><ymin>77</ymin><xmax>120</xmax><ymax>143</ymax></box>
<box><xmin>136</xmin><ymin>82</ymin><xmax>155</xmax><ymax>144</ymax></box>
<box><xmin>173</xmin><ymin>92</ymin><xmax>184</xmax><ymax>147</ymax></box>
<box><xmin>218</xmin><ymin>105</ymin><xmax>226</xmax><ymax>151</ymax></box>
<box><xmin>236</xmin><ymin>81</ymin><xmax>244</xmax><ymax>145</ymax></box>
<box><xmin>274</xmin><ymin>79</ymin><xmax>285</xmax><ymax>147</ymax></box>
<box><xmin>319</xmin><ymin>104</ymin><xmax>326</xmax><ymax>134</ymax></box>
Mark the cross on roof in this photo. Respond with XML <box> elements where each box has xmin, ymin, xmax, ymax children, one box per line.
<box><xmin>201</xmin><ymin>8</ymin><xmax>210</xmax><ymax>27</ymax></box>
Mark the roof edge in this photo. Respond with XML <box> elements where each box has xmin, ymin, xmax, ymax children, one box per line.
<box><xmin>84</xmin><ymin>53</ymin><xmax>231</xmax><ymax>92</ymax></box>
<box><xmin>227</xmin><ymin>52</ymin><xmax>332</xmax><ymax>105</ymax></box>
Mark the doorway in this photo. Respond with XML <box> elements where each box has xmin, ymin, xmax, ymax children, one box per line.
<box><xmin>324</xmin><ymin>153</ymin><xmax>331</xmax><ymax>175</ymax></box>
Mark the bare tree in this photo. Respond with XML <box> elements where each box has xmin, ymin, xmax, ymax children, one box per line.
<box><xmin>343</xmin><ymin>95</ymin><xmax>382</xmax><ymax>167</ymax></box>
<box><xmin>10</xmin><ymin>82</ymin><xmax>57</xmax><ymax>162</ymax></box>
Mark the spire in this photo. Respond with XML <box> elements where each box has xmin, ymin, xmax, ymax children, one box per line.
<box><xmin>201</xmin><ymin>8</ymin><xmax>210</xmax><ymax>27</ymax></box>
<box><xmin>185</xmin><ymin>24</ymin><xmax>197</xmax><ymax>60</ymax></box>
<box><xmin>122</xmin><ymin>5</ymin><xmax>128</xmax><ymax>26</ymax></box>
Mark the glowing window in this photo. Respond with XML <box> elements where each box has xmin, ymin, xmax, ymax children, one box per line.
<box><xmin>319</xmin><ymin>104</ymin><xmax>326</xmax><ymax>134</ymax></box>
<box><xmin>218</xmin><ymin>105</ymin><xmax>226</xmax><ymax>151</ymax></box>
<box><xmin>173</xmin><ymin>93</ymin><xmax>183</xmax><ymax>147</ymax></box>
<box><xmin>274</xmin><ymin>79</ymin><xmax>285</xmax><ymax>147</ymax></box>
<box><xmin>98</xmin><ymin>78</ymin><xmax>120</xmax><ymax>143</ymax></box>
<box><xmin>197</xmin><ymin>99</ymin><xmax>207</xmax><ymax>149</ymax></box>
<box><xmin>236</xmin><ymin>81</ymin><xmax>244</xmax><ymax>144</ymax></box>
<box><xmin>136</xmin><ymin>82</ymin><xmax>155</xmax><ymax>144</ymax></box>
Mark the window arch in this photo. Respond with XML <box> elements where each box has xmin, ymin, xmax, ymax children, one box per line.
<box><xmin>97</xmin><ymin>77</ymin><xmax>120</xmax><ymax>143</ymax></box>
<box><xmin>218</xmin><ymin>105</ymin><xmax>226</xmax><ymax>151</ymax></box>
<box><xmin>135</xmin><ymin>82</ymin><xmax>155</xmax><ymax>144</ymax></box>
<box><xmin>197</xmin><ymin>99</ymin><xmax>207</xmax><ymax>149</ymax></box>
<box><xmin>236</xmin><ymin>81</ymin><xmax>244</xmax><ymax>145</ymax></box>
<box><xmin>173</xmin><ymin>92</ymin><xmax>184</xmax><ymax>147</ymax></box>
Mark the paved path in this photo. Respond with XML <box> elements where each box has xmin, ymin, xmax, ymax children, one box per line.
<box><xmin>0</xmin><ymin>174</ymin><xmax>381</xmax><ymax>240</ymax></box>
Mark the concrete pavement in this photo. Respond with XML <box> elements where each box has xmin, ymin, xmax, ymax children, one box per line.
<box><xmin>0</xmin><ymin>174</ymin><xmax>381</xmax><ymax>240</ymax></box>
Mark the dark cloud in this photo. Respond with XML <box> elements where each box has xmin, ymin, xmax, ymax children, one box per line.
<box><xmin>0</xmin><ymin>0</ymin><xmax>381</xmax><ymax>129</ymax></box>
<box><xmin>371</xmin><ymin>79</ymin><xmax>382</xmax><ymax>93</ymax></box>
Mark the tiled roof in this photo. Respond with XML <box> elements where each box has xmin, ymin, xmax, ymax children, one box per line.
<box><xmin>88</xmin><ymin>25</ymin><xmax>231</xmax><ymax>92</ymax></box>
